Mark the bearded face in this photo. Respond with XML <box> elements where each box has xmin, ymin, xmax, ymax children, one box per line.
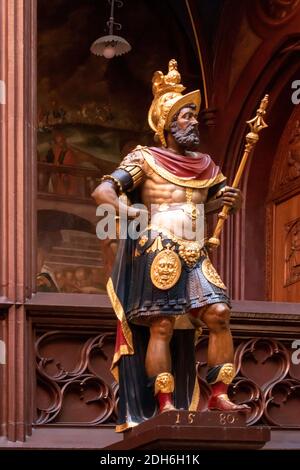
<box><xmin>169</xmin><ymin>105</ymin><xmax>200</xmax><ymax>151</ymax></box>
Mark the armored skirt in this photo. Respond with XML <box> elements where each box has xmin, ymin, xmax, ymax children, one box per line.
<box><xmin>125</xmin><ymin>227</ymin><xmax>230</xmax><ymax>324</ymax></box>
<box><xmin>107</xmin><ymin>227</ymin><xmax>230</xmax><ymax>431</ymax></box>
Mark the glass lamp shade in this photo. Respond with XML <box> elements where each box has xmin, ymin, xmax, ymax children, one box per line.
<box><xmin>103</xmin><ymin>45</ymin><xmax>116</xmax><ymax>59</ymax></box>
<box><xmin>90</xmin><ymin>34</ymin><xmax>131</xmax><ymax>58</ymax></box>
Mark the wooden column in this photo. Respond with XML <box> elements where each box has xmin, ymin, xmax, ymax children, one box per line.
<box><xmin>0</xmin><ymin>0</ymin><xmax>36</xmax><ymax>441</ymax></box>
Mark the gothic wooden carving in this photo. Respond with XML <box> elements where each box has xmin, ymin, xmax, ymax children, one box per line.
<box><xmin>229</xmin><ymin>377</ymin><xmax>263</xmax><ymax>425</ymax></box>
<box><xmin>284</xmin><ymin>218</ymin><xmax>300</xmax><ymax>286</ymax></box>
<box><xmin>34</xmin><ymin>330</ymin><xmax>300</xmax><ymax>428</ymax></box>
<box><xmin>264</xmin><ymin>379</ymin><xmax>300</xmax><ymax>426</ymax></box>
<box><xmin>193</xmin><ymin>336</ymin><xmax>300</xmax><ymax>427</ymax></box>
<box><xmin>260</xmin><ymin>0</ymin><xmax>300</xmax><ymax>22</ymax></box>
<box><xmin>35</xmin><ymin>331</ymin><xmax>116</xmax><ymax>425</ymax></box>
<box><xmin>281</xmin><ymin>120</ymin><xmax>300</xmax><ymax>186</ymax></box>
<box><xmin>270</xmin><ymin>110</ymin><xmax>300</xmax><ymax>197</ymax></box>
<box><xmin>235</xmin><ymin>338</ymin><xmax>290</xmax><ymax>387</ymax></box>
<box><xmin>247</xmin><ymin>0</ymin><xmax>300</xmax><ymax>36</ymax></box>
<box><xmin>265</xmin><ymin>203</ymin><xmax>273</xmax><ymax>300</ymax></box>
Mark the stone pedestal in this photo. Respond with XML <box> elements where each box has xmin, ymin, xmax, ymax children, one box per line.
<box><xmin>106</xmin><ymin>410</ymin><xmax>270</xmax><ymax>450</ymax></box>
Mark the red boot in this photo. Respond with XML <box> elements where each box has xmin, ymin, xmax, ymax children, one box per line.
<box><xmin>156</xmin><ymin>392</ymin><xmax>176</xmax><ymax>413</ymax></box>
<box><xmin>208</xmin><ymin>381</ymin><xmax>250</xmax><ymax>413</ymax></box>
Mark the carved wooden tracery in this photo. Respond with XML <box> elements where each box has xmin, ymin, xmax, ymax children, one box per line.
<box><xmin>260</xmin><ymin>0</ymin><xmax>300</xmax><ymax>23</ymax></box>
<box><xmin>35</xmin><ymin>331</ymin><xmax>117</xmax><ymax>425</ymax></box>
<box><xmin>284</xmin><ymin>218</ymin><xmax>300</xmax><ymax>286</ymax></box>
<box><xmin>34</xmin><ymin>329</ymin><xmax>300</xmax><ymax>428</ymax></box>
<box><xmin>279</xmin><ymin>121</ymin><xmax>300</xmax><ymax>187</ymax></box>
<box><xmin>271</xmin><ymin>116</ymin><xmax>300</xmax><ymax>196</ymax></box>
<box><xmin>247</xmin><ymin>0</ymin><xmax>300</xmax><ymax>37</ymax></box>
<box><xmin>197</xmin><ymin>335</ymin><xmax>300</xmax><ymax>427</ymax></box>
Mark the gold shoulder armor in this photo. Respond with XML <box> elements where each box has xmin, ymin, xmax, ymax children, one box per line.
<box><xmin>118</xmin><ymin>146</ymin><xmax>146</xmax><ymax>190</ymax></box>
<box><xmin>119</xmin><ymin>145</ymin><xmax>146</xmax><ymax>168</ymax></box>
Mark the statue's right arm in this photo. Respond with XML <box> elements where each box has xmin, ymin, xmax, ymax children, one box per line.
<box><xmin>92</xmin><ymin>179</ymin><xmax>120</xmax><ymax>208</ymax></box>
<box><xmin>91</xmin><ymin>148</ymin><xmax>145</xmax><ymax>218</ymax></box>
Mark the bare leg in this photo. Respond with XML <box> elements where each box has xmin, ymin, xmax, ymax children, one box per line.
<box><xmin>145</xmin><ymin>316</ymin><xmax>175</xmax><ymax>377</ymax></box>
<box><xmin>145</xmin><ymin>316</ymin><xmax>176</xmax><ymax>413</ymax></box>
<box><xmin>200</xmin><ymin>303</ymin><xmax>233</xmax><ymax>366</ymax></box>
<box><xmin>192</xmin><ymin>303</ymin><xmax>250</xmax><ymax>412</ymax></box>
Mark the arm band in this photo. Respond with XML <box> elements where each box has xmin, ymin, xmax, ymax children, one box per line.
<box><xmin>101</xmin><ymin>166</ymin><xmax>143</xmax><ymax>195</ymax></box>
<box><xmin>207</xmin><ymin>180</ymin><xmax>227</xmax><ymax>200</ymax></box>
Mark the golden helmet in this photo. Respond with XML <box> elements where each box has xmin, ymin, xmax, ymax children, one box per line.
<box><xmin>148</xmin><ymin>59</ymin><xmax>201</xmax><ymax>147</ymax></box>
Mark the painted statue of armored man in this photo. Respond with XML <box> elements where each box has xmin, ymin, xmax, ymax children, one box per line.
<box><xmin>92</xmin><ymin>59</ymin><xmax>250</xmax><ymax>432</ymax></box>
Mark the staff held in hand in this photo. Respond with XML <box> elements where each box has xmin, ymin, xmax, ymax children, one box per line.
<box><xmin>208</xmin><ymin>94</ymin><xmax>269</xmax><ymax>249</ymax></box>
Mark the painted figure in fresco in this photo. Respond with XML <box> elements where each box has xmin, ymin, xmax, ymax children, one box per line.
<box><xmin>46</xmin><ymin>130</ymin><xmax>78</xmax><ymax>195</ymax></box>
<box><xmin>92</xmin><ymin>60</ymin><xmax>250</xmax><ymax>432</ymax></box>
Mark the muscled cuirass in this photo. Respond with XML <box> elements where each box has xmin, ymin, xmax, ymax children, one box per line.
<box><xmin>141</xmin><ymin>162</ymin><xmax>208</xmax><ymax>242</ymax></box>
<box><xmin>108</xmin><ymin>146</ymin><xmax>215</xmax><ymax>244</ymax></box>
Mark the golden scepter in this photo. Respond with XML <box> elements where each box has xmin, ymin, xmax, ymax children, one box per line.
<box><xmin>208</xmin><ymin>94</ymin><xmax>269</xmax><ymax>248</ymax></box>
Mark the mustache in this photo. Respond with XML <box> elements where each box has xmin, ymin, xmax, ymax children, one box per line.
<box><xmin>173</xmin><ymin>122</ymin><xmax>199</xmax><ymax>136</ymax></box>
<box><xmin>170</xmin><ymin>121</ymin><xmax>200</xmax><ymax>149</ymax></box>
<box><xmin>183</xmin><ymin>122</ymin><xmax>199</xmax><ymax>136</ymax></box>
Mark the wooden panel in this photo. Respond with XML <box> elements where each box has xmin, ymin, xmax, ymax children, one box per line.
<box><xmin>35</xmin><ymin>330</ymin><xmax>116</xmax><ymax>425</ymax></box>
<box><xmin>273</xmin><ymin>193</ymin><xmax>300</xmax><ymax>301</ymax></box>
<box><xmin>21</xmin><ymin>302</ymin><xmax>300</xmax><ymax>436</ymax></box>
